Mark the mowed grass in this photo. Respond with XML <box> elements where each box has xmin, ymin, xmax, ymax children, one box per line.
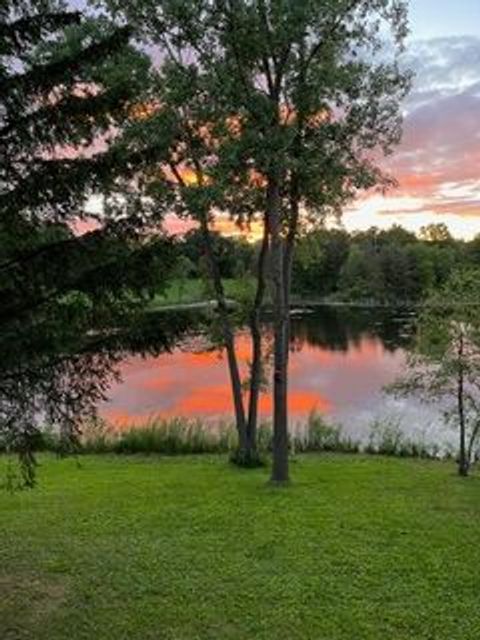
<box><xmin>149</xmin><ymin>277</ymin><xmax>254</xmax><ymax>309</ymax></box>
<box><xmin>1</xmin><ymin>454</ymin><xmax>480</xmax><ymax>640</ymax></box>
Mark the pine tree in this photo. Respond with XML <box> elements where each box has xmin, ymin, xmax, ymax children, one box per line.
<box><xmin>0</xmin><ymin>1</ymin><xmax>166</xmax><ymax>486</ymax></box>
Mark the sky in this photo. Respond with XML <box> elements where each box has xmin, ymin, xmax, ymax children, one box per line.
<box><xmin>343</xmin><ymin>0</ymin><xmax>480</xmax><ymax>238</ymax></box>
<box><xmin>409</xmin><ymin>0</ymin><xmax>480</xmax><ymax>39</ymax></box>
<box><xmin>77</xmin><ymin>0</ymin><xmax>480</xmax><ymax>240</ymax></box>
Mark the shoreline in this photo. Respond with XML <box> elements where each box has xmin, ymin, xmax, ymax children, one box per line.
<box><xmin>148</xmin><ymin>298</ymin><xmax>418</xmax><ymax>313</ymax></box>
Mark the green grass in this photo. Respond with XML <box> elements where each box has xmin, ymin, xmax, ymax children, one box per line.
<box><xmin>149</xmin><ymin>277</ymin><xmax>255</xmax><ymax>309</ymax></box>
<box><xmin>150</xmin><ymin>278</ymin><xmax>210</xmax><ymax>307</ymax></box>
<box><xmin>149</xmin><ymin>278</ymin><xmax>253</xmax><ymax>310</ymax></box>
<box><xmin>1</xmin><ymin>454</ymin><xmax>480</xmax><ymax>639</ymax></box>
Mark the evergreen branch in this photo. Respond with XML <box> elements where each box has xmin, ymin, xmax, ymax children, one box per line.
<box><xmin>0</xmin><ymin>11</ymin><xmax>81</xmax><ymax>55</ymax></box>
<box><xmin>1</xmin><ymin>25</ymin><xmax>132</xmax><ymax>103</ymax></box>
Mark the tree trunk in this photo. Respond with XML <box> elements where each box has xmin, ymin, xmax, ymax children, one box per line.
<box><xmin>457</xmin><ymin>332</ymin><xmax>469</xmax><ymax>476</ymax></box>
<box><xmin>283</xmin><ymin>176</ymin><xmax>300</xmax><ymax>361</ymax></box>
<box><xmin>198</xmin><ymin>214</ymin><xmax>248</xmax><ymax>453</ymax></box>
<box><xmin>176</xmin><ymin>141</ymin><xmax>249</xmax><ymax>458</ymax></box>
<box><xmin>268</xmin><ymin>177</ymin><xmax>289</xmax><ymax>484</ymax></box>
<box><xmin>467</xmin><ymin>420</ymin><xmax>480</xmax><ymax>468</ymax></box>
<box><xmin>246</xmin><ymin>221</ymin><xmax>269</xmax><ymax>463</ymax></box>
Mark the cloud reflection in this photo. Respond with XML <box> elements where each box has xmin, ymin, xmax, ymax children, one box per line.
<box><xmin>101</xmin><ymin>320</ymin><xmax>405</xmax><ymax>428</ymax></box>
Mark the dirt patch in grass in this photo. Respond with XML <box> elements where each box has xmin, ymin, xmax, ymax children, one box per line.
<box><xmin>0</xmin><ymin>573</ymin><xmax>69</xmax><ymax>639</ymax></box>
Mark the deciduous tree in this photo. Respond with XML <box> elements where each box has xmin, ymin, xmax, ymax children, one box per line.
<box><xmin>389</xmin><ymin>269</ymin><xmax>480</xmax><ymax>476</ymax></box>
<box><xmin>95</xmin><ymin>0</ymin><xmax>411</xmax><ymax>481</ymax></box>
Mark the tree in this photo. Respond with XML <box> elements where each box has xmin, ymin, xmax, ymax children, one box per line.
<box><xmin>377</xmin><ymin>243</ymin><xmax>421</xmax><ymax>303</ymax></box>
<box><xmin>293</xmin><ymin>228</ymin><xmax>350</xmax><ymax>297</ymax></box>
<box><xmin>209</xmin><ymin>1</ymin><xmax>410</xmax><ymax>482</ymax></box>
<box><xmin>0</xmin><ymin>1</ymin><xmax>166</xmax><ymax>485</ymax></box>
<box><xmin>96</xmin><ymin>0</ymin><xmax>410</xmax><ymax>482</ymax></box>
<box><xmin>339</xmin><ymin>245</ymin><xmax>383</xmax><ymax>301</ymax></box>
<box><xmin>379</xmin><ymin>225</ymin><xmax>417</xmax><ymax>247</ymax></box>
<box><xmin>180</xmin><ymin>229</ymin><xmax>253</xmax><ymax>280</ymax></box>
<box><xmin>388</xmin><ymin>270</ymin><xmax>480</xmax><ymax>476</ymax></box>
<box><xmin>89</xmin><ymin>0</ymin><xmax>273</xmax><ymax>466</ymax></box>
<box><xmin>419</xmin><ymin>223</ymin><xmax>453</xmax><ymax>244</ymax></box>
<box><xmin>466</xmin><ymin>234</ymin><xmax>480</xmax><ymax>266</ymax></box>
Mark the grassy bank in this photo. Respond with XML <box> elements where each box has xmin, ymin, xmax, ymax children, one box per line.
<box><xmin>149</xmin><ymin>278</ymin><xmax>253</xmax><ymax>309</ymax></box>
<box><xmin>147</xmin><ymin>278</ymin><xmax>417</xmax><ymax>311</ymax></box>
<box><xmin>1</xmin><ymin>454</ymin><xmax>480</xmax><ymax>639</ymax></box>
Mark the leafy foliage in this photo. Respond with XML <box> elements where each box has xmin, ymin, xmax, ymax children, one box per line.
<box><xmin>388</xmin><ymin>269</ymin><xmax>480</xmax><ymax>475</ymax></box>
<box><xmin>0</xmin><ymin>1</ymin><xmax>171</xmax><ymax>486</ymax></box>
<box><xmin>96</xmin><ymin>0</ymin><xmax>411</xmax><ymax>482</ymax></box>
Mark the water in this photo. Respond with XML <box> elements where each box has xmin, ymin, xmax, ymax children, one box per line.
<box><xmin>100</xmin><ymin>306</ymin><xmax>453</xmax><ymax>449</ymax></box>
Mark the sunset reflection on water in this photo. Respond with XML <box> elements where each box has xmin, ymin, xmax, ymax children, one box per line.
<box><xmin>100</xmin><ymin>312</ymin><xmax>409</xmax><ymax>432</ymax></box>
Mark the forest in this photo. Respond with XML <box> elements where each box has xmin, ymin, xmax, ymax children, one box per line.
<box><xmin>172</xmin><ymin>222</ymin><xmax>479</xmax><ymax>305</ymax></box>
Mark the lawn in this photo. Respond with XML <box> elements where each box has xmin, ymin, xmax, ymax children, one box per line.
<box><xmin>1</xmin><ymin>454</ymin><xmax>479</xmax><ymax>640</ymax></box>
<box><xmin>148</xmin><ymin>277</ymin><xmax>256</xmax><ymax>309</ymax></box>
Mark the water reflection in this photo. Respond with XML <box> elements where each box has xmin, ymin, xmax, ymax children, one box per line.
<box><xmin>289</xmin><ymin>306</ymin><xmax>415</xmax><ymax>354</ymax></box>
<box><xmin>100</xmin><ymin>306</ymin><xmax>447</xmax><ymax>444</ymax></box>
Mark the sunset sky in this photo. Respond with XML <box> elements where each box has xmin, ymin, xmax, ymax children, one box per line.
<box><xmin>345</xmin><ymin>0</ymin><xmax>480</xmax><ymax>238</ymax></box>
<box><xmin>76</xmin><ymin>1</ymin><xmax>480</xmax><ymax>239</ymax></box>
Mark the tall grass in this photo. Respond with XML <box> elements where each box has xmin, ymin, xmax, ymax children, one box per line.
<box><xmin>364</xmin><ymin>417</ymin><xmax>442</xmax><ymax>459</ymax></box>
<box><xmin>0</xmin><ymin>412</ymin><xmax>452</xmax><ymax>461</ymax></box>
<box><xmin>81</xmin><ymin>417</ymin><xmax>237</xmax><ymax>455</ymax></box>
<box><xmin>291</xmin><ymin>412</ymin><xmax>360</xmax><ymax>454</ymax></box>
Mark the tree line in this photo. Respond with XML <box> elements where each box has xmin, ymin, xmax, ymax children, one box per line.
<box><xmin>293</xmin><ymin>222</ymin><xmax>478</xmax><ymax>304</ymax></box>
<box><xmin>173</xmin><ymin>222</ymin><xmax>480</xmax><ymax>307</ymax></box>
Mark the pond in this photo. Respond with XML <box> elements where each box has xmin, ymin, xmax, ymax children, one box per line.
<box><xmin>100</xmin><ymin>305</ymin><xmax>452</xmax><ymax>449</ymax></box>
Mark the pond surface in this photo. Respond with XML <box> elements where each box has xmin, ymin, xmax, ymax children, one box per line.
<box><xmin>101</xmin><ymin>306</ymin><xmax>451</xmax><ymax>448</ymax></box>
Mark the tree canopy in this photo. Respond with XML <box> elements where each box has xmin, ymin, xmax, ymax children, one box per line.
<box><xmin>0</xmin><ymin>0</ymin><xmax>171</xmax><ymax>486</ymax></box>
